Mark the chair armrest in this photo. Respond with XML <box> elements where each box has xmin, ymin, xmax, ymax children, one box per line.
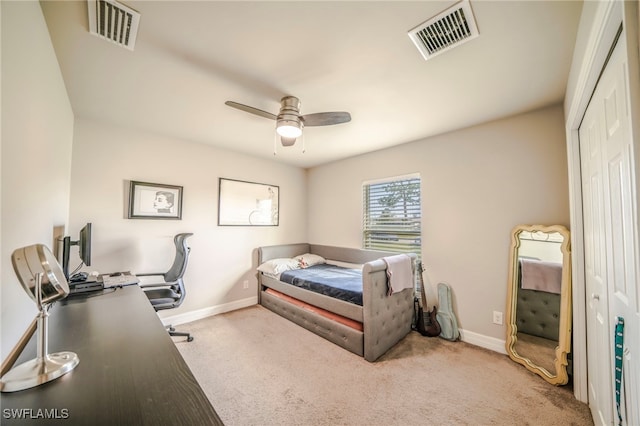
<box><xmin>136</xmin><ymin>272</ymin><xmax>164</xmax><ymax>287</ymax></box>
<box><xmin>139</xmin><ymin>279</ymin><xmax>179</xmax><ymax>289</ymax></box>
<box><xmin>140</xmin><ymin>283</ymin><xmax>169</xmax><ymax>289</ymax></box>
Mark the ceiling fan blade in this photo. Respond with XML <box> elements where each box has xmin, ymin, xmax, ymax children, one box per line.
<box><xmin>281</xmin><ymin>137</ymin><xmax>297</xmax><ymax>147</ymax></box>
<box><xmin>302</xmin><ymin>111</ymin><xmax>351</xmax><ymax>127</ymax></box>
<box><xmin>225</xmin><ymin>101</ymin><xmax>277</xmax><ymax>121</ymax></box>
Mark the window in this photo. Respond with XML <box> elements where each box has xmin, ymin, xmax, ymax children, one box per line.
<box><xmin>363</xmin><ymin>175</ymin><xmax>422</xmax><ymax>256</ymax></box>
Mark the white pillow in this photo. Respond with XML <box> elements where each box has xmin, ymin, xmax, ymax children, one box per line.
<box><xmin>257</xmin><ymin>258</ymin><xmax>300</xmax><ymax>276</ymax></box>
<box><xmin>294</xmin><ymin>253</ymin><xmax>326</xmax><ymax>268</ymax></box>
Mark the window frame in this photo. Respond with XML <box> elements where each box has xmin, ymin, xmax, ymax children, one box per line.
<box><xmin>362</xmin><ymin>174</ymin><xmax>422</xmax><ymax>256</ymax></box>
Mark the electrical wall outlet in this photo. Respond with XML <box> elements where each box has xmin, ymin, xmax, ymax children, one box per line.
<box><xmin>243</xmin><ymin>280</ymin><xmax>249</xmax><ymax>289</ymax></box>
<box><xmin>493</xmin><ymin>311</ymin><xmax>503</xmax><ymax>325</ymax></box>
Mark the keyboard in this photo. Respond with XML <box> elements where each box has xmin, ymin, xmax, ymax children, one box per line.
<box><xmin>101</xmin><ymin>272</ymin><xmax>140</xmax><ymax>288</ymax></box>
<box><xmin>69</xmin><ymin>281</ymin><xmax>104</xmax><ymax>294</ymax></box>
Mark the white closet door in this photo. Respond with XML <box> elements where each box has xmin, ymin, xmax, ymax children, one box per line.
<box><xmin>579</xmin><ymin>33</ymin><xmax>639</xmax><ymax>426</ymax></box>
<box><xmin>601</xmin><ymin>35</ymin><xmax>640</xmax><ymax>426</ymax></box>
<box><xmin>580</xmin><ymin>78</ymin><xmax>612</xmax><ymax>426</ymax></box>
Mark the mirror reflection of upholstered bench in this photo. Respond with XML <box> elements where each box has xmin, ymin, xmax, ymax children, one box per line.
<box><xmin>257</xmin><ymin>244</ymin><xmax>416</xmax><ymax>362</ymax></box>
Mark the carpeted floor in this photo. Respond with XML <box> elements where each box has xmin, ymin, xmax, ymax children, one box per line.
<box><xmin>176</xmin><ymin>305</ymin><xmax>593</xmax><ymax>426</ymax></box>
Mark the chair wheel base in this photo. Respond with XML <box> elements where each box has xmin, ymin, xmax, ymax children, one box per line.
<box><xmin>168</xmin><ymin>328</ymin><xmax>193</xmax><ymax>342</ymax></box>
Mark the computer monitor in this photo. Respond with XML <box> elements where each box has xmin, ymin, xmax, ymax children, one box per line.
<box><xmin>78</xmin><ymin>223</ymin><xmax>92</xmax><ymax>267</ymax></box>
<box><xmin>61</xmin><ymin>223</ymin><xmax>92</xmax><ymax>279</ymax></box>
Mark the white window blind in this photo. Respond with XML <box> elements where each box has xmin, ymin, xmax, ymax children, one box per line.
<box><xmin>363</xmin><ymin>176</ymin><xmax>422</xmax><ymax>256</ymax></box>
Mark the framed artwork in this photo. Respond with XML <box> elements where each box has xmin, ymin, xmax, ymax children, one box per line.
<box><xmin>218</xmin><ymin>178</ymin><xmax>279</xmax><ymax>226</ymax></box>
<box><xmin>128</xmin><ymin>181</ymin><xmax>183</xmax><ymax>220</ymax></box>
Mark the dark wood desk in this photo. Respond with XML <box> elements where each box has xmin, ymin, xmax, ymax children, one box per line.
<box><xmin>1</xmin><ymin>286</ymin><xmax>223</xmax><ymax>425</ymax></box>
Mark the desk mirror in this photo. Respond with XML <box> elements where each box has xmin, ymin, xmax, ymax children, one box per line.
<box><xmin>1</xmin><ymin>244</ymin><xmax>79</xmax><ymax>393</ymax></box>
<box><xmin>505</xmin><ymin>224</ymin><xmax>571</xmax><ymax>385</ymax></box>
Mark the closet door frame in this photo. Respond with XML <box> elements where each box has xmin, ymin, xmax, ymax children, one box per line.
<box><xmin>565</xmin><ymin>0</ymin><xmax>640</xmax><ymax>403</ymax></box>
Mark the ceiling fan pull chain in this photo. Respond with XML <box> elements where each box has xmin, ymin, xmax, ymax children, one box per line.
<box><xmin>273</xmin><ymin>130</ymin><xmax>278</xmax><ymax>156</ymax></box>
<box><xmin>301</xmin><ymin>133</ymin><xmax>306</xmax><ymax>154</ymax></box>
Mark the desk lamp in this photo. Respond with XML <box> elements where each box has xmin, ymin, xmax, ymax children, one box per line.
<box><xmin>0</xmin><ymin>244</ymin><xmax>79</xmax><ymax>392</ymax></box>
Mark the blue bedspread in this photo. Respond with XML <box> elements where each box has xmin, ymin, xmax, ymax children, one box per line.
<box><xmin>279</xmin><ymin>264</ymin><xmax>363</xmax><ymax>306</ymax></box>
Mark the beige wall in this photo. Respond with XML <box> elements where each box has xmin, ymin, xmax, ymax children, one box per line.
<box><xmin>307</xmin><ymin>105</ymin><xmax>570</xmax><ymax>343</ymax></box>
<box><xmin>69</xmin><ymin>119</ymin><xmax>307</xmax><ymax>317</ymax></box>
<box><xmin>1</xmin><ymin>1</ymin><xmax>74</xmax><ymax>359</ymax></box>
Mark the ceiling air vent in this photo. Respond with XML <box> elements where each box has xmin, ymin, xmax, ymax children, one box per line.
<box><xmin>87</xmin><ymin>0</ymin><xmax>140</xmax><ymax>51</ymax></box>
<box><xmin>408</xmin><ymin>0</ymin><xmax>479</xmax><ymax>61</ymax></box>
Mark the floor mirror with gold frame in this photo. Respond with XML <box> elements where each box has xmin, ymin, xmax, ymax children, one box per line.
<box><xmin>505</xmin><ymin>224</ymin><xmax>571</xmax><ymax>385</ymax></box>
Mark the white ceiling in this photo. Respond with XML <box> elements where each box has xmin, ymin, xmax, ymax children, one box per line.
<box><xmin>41</xmin><ymin>1</ymin><xmax>583</xmax><ymax>168</ymax></box>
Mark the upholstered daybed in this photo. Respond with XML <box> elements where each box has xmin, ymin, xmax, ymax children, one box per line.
<box><xmin>257</xmin><ymin>243</ymin><xmax>416</xmax><ymax>362</ymax></box>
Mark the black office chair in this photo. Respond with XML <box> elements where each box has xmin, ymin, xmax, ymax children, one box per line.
<box><xmin>139</xmin><ymin>233</ymin><xmax>194</xmax><ymax>342</ymax></box>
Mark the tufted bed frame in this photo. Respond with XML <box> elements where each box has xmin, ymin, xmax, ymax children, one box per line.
<box><xmin>257</xmin><ymin>243</ymin><xmax>416</xmax><ymax>362</ymax></box>
<box><xmin>515</xmin><ymin>261</ymin><xmax>561</xmax><ymax>341</ymax></box>
<box><xmin>516</xmin><ymin>288</ymin><xmax>560</xmax><ymax>341</ymax></box>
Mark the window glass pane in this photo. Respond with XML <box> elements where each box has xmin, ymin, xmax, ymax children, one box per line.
<box><xmin>363</xmin><ymin>176</ymin><xmax>421</xmax><ymax>256</ymax></box>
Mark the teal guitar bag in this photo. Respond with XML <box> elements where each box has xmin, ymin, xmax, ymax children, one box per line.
<box><xmin>436</xmin><ymin>282</ymin><xmax>460</xmax><ymax>341</ymax></box>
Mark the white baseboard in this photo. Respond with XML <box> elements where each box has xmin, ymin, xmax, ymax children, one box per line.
<box><xmin>160</xmin><ymin>296</ymin><xmax>258</xmax><ymax>326</ymax></box>
<box><xmin>459</xmin><ymin>328</ymin><xmax>507</xmax><ymax>355</ymax></box>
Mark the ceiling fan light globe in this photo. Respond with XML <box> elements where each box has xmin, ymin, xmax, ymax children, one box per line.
<box><xmin>276</xmin><ymin>123</ymin><xmax>302</xmax><ymax>138</ymax></box>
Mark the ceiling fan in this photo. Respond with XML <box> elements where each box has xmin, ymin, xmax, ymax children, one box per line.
<box><xmin>225</xmin><ymin>96</ymin><xmax>351</xmax><ymax>147</ymax></box>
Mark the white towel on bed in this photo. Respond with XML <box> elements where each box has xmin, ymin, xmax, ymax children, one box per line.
<box><xmin>383</xmin><ymin>254</ymin><xmax>413</xmax><ymax>296</ymax></box>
